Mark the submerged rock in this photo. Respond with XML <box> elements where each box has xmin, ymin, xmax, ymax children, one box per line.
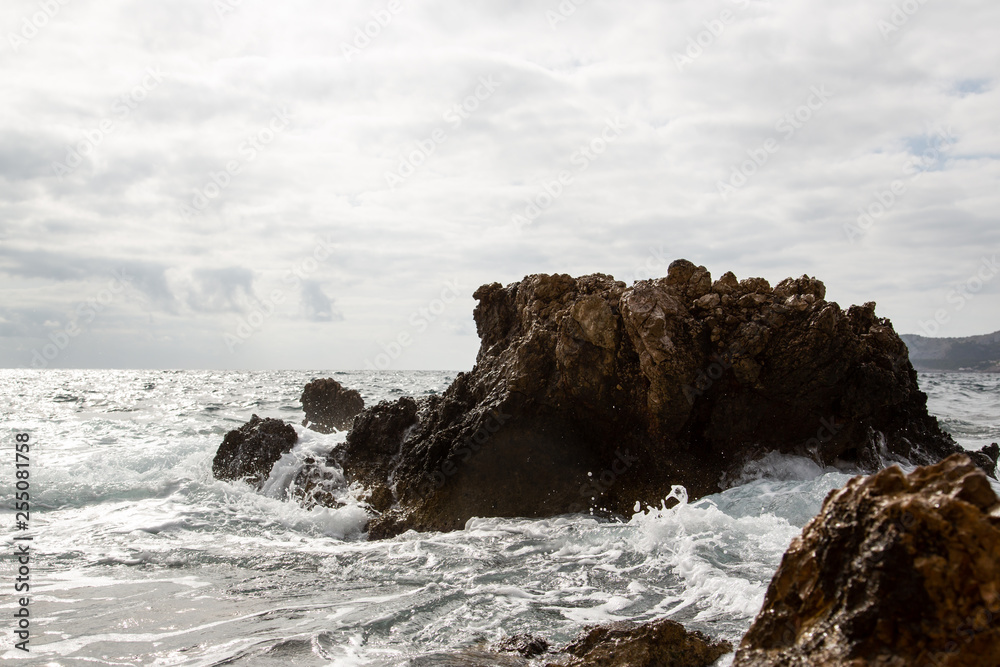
<box><xmin>212</xmin><ymin>414</ymin><xmax>297</xmax><ymax>487</ymax></box>
<box><xmin>301</xmin><ymin>378</ymin><xmax>365</xmax><ymax>432</ymax></box>
<box><xmin>733</xmin><ymin>454</ymin><xmax>1000</xmax><ymax>666</ymax></box>
<box><xmin>407</xmin><ymin>648</ymin><xmax>529</xmax><ymax>666</ymax></box>
<box><xmin>971</xmin><ymin>442</ymin><xmax>999</xmax><ymax>477</ymax></box>
<box><xmin>494</xmin><ymin>633</ymin><xmax>550</xmax><ymax>658</ymax></box>
<box><xmin>545</xmin><ymin>618</ymin><xmax>732</xmax><ymax>667</ymax></box>
<box><xmin>482</xmin><ymin>620</ymin><xmax>728</xmax><ymax>667</ymax></box>
<box><xmin>289</xmin><ymin>457</ymin><xmax>344</xmax><ymax>509</ymax></box>
<box><xmin>332</xmin><ymin>262</ymin><xmax>973</xmax><ymax>536</ymax></box>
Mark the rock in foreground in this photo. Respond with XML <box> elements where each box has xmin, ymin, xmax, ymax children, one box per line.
<box><xmin>301</xmin><ymin>378</ymin><xmax>365</xmax><ymax>432</ymax></box>
<box><xmin>545</xmin><ymin>619</ymin><xmax>732</xmax><ymax>667</ymax></box>
<box><xmin>333</xmin><ymin>262</ymin><xmax>974</xmax><ymax>536</ymax></box>
<box><xmin>212</xmin><ymin>414</ymin><xmax>297</xmax><ymax>487</ymax></box>
<box><xmin>733</xmin><ymin>454</ymin><xmax>1000</xmax><ymax>666</ymax></box>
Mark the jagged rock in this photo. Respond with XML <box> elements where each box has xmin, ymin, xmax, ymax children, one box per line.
<box><xmin>289</xmin><ymin>457</ymin><xmax>345</xmax><ymax>509</ymax></box>
<box><xmin>212</xmin><ymin>414</ymin><xmax>297</xmax><ymax>487</ymax></box>
<box><xmin>422</xmin><ymin>620</ymin><xmax>727</xmax><ymax>666</ymax></box>
<box><xmin>545</xmin><ymin>618</ymin><xmax>732</xmax><ymax>667</ymax></box>
<box><xmin>494</xmin><ymin>633</ymin><xmax>550</xmax><ymax>658</ymax></box>
<box><xmin>301</xmin><ymin>378</ymin><xmax>365</xmax><ymax>433</ymax></box>
<box><xmin>970</xmin><ymin>442</ymin><xmax>999</xmax><ymax>477</ymax></box>
<box><xmin>331</xmin><ymin>261</ymin><xmax>974</xmax><ymax>537</ymax></box>
<box><xmin>733</xmin><ymin>454</ymin><xmax>1000</xmax><ymax>667</ymax></box>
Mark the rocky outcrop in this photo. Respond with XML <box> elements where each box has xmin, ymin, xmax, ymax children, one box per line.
<box><xmin>289</xmin><ymin>457</ymin><xmax>344</xmax><ymax>509</ymax></box>
<box><xmin>733</xmin><ymin>454</ymin><xmax>1000</xmax><ymax>666</ymax></box>
<box><xmin>494</xmin><ymin>633</ymin><xmax>550</xmax><ymax>658</ymax></box>
<box><xmin>212</xmin><ymin>414</ymin><xmax>297</xmax><ymax>487</ymax></box>
<box><xmin>481</xmin><ymin>620</ymin><xmax>729</xmax><ymax>667</ymax></box>
<box><xmin>544</xmin><ymin>619</ymin><xmax>732</xmax><ymax>667</ymax></box>
<box><xmin>971</xmin><ymin>442</ymin><xmax>999</xmax><ymax>477</ymax></box>
<box><xmin>332</xmin><ymin>261</ymin><xmax>975</xmax><ymax>537</ymax></box>
<box><xmin>301</xmin><ymin>378</ymin><xmax>365</xmax><ymax>432</ymax></box>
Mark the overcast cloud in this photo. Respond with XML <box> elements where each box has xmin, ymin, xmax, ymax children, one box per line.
<box><xmin>1</xmin><ymin>0</ymin><xmax>997</xmax><ymax>369</ymax></box>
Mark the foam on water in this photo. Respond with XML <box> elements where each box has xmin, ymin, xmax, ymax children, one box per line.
<box><xmin>0</xmin><ymin>369</ymin><xmax>996</xmax><ymax>665</ymax></box>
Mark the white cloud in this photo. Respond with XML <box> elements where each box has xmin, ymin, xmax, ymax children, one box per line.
<box><xmin>0</xmin><ymin>0</ymin><xmax>998</xmax><ymax>368</ymax></box>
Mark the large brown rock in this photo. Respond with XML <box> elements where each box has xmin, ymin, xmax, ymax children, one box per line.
<box><xmin>733</xmin><ymin>454</ymin><xmax>1000</xmax><ymax>666</ymax></box>
<box><xmin>212</xmin><ymin>414</ymin><xmax>297</xmax><ymax>487</ymax></box>
<box><xmin>331</xmin><ymin>261</ymin><xmax>977</xmax><ymax>537</ymax></box>
<box><xmin>301</xmin><ymin>378</ymin><xmax>365</xmax><ymax>433</ymax></box>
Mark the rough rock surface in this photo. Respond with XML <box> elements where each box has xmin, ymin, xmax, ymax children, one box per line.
<box><xmin>212</xmin><ymin>414</ymin><xmax>297</xmax><ymax>487</ymax></box>
<box><xmin>332</xmin><ymin>261</ymin><xmax>976</xmax><ymax>537</ymax></box>
<box><xmin>971</xmin><ymin>442</ymin><xmax>999</xmax><ymax>477</ymax></box>
<box><xmin>733</xmin><ymin>454</ymin><xmax>1000</xmax><ymax>667</ymax></box>
<box><xmin>494</xmin><ymin>633</ymin><xmax>550</xmax><ymax>658</ymax></box>
<box><xmin>301</xmin><ymin>378</ymin><xmax>365</xmax><ymax>433</ymax></box>
<box><xmin>544</xmin><ymin>619</ymin><xmax>732</xmax><ymax>667</ymax></box>
<box><xmin>289</xmin><ymin>457</ymin><xmax>344</xmax><ymax>509</ymax></box>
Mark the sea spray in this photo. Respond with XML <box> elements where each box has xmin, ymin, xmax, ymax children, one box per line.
<box><xmin>0</xmin><ymin>369</ymin><xmax>993</xmax><ymax>665</ymax></box>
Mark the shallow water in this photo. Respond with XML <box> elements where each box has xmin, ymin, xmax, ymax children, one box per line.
<box><xmin>0</xmin><ymin>370</ymin><xmax>996</xmax><ymax>665</ymax></box>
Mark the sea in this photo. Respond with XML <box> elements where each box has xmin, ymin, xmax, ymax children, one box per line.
<box><xmin>2</xmin><ymin>370</ymin><xmax>998</xmax><ymax>666</ymax></box>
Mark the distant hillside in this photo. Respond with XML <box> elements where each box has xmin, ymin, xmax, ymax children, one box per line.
<box><xmin>901</xmin><ymin>330</ymin><xmax>1000</xmax><ymax>372</ymax></box>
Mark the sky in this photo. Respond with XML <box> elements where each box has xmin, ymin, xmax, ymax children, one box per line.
<box><xmin>1</xmin><ymin>0</ymin><xmax>998</xmax><ymax>370</ymax></box>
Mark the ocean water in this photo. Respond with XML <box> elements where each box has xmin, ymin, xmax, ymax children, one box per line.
<box><xmin>1</xmin><ymin>370</ymin><xmax>997</xmax><ymax>666</ymax></box>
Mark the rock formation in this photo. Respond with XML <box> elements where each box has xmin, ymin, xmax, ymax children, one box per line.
<box><xmin>332</xmin><ymin>261</ymin><xmax>978</xmax><ymax>537</ymax></box>
<box><xmin>544</xmin><ymin>619</ymin><xmax>732</xmax><ymax>667</ymax></box>
<box><xmin>212</xmin><ymin>414</ymin><xmax>297</xmax><ymax>487</ymax></box>
<box><xmin>481</xmin><ymin>620</ymin><xmax>729</xmax><ymax>667</ymax></box>
<box><xmin>289</xmin><ymin>457</ymin><xmax>344</xmax><ymax>509</ymax></box>
<box><xmin>971</xmin><ymin>442</ymin><xmax>999</xmax><ymax>477</ymax></box>
<box><xmin>494</xmin><ymin>633</ymin><xmax>550</xmax><ymax>659</ymax></box>
<box><xmin>301</xmin><ymin>378</ymin><xmax>365</xmax><ymax>432</ymax></box>
<box><xmin>733</xmin><ymin>454</ymin><xmax>1000</xmax><ymax>666</ymax></box>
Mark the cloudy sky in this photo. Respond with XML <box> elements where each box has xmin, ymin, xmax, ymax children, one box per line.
<box><xmin>1</xmin><ymin>0</ymin><xmax>998</xmax><ymax>370</ymax></box>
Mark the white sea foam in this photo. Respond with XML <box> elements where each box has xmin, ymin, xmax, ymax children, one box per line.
<box><xmin>0</xmin><ymin>369</ymin><xmax>994</xmax><ymax>666</ymax></box>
